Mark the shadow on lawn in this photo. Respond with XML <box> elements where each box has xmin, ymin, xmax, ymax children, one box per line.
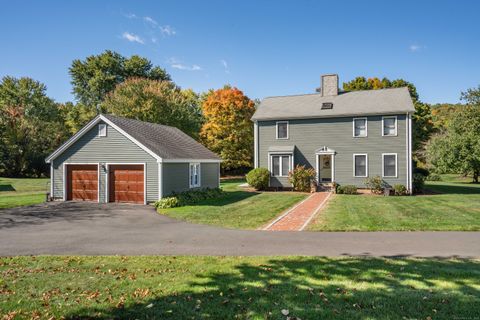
<box><xmin>193</xmin><ymin>190</ymin><xmax>259</xmax><ymax>207</ymax></box>
<box><xmin>425</xmin><ymin>182</ymin><xmax>480</xmax><ymax>195</ymax></box>
<box><xmin>65</xmin><ymin>258</ymin><xmax>480</xmax><ymax>319</ymax></box>
<box><xmin>0</xmin><ymin>184</ymin><xmax>16</xmax><ymax>192</ymax></box>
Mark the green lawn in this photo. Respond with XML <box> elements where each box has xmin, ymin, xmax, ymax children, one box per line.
<box><xmin>0</xmin><ymin>177</ymin><xmax>49</xmax><ymax>209</ymax></box>
<box><xmin>309</xmin><ymin>177</ymin><xmax>480</xmax><ymax>231</ymax></box>
<box><xmin>0</xmin><ymin>256</ymin><xmax>478</xmax><ymax>319</ymax></box>
<box><xmin>160</xmin><ymin>179</ymin><xmax>307</xmax><ymax>229</ymax></box>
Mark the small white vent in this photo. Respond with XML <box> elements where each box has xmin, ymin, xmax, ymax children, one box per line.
<box><xmin>98</xmin><ymin>124</ymin><xmax>107</xmax><ymax>137</ymax></box>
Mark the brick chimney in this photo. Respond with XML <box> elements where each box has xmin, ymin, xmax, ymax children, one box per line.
<box><xmin>320</xmin><ymin>74</ymin><xmax>339</xmax><ymax>96</ymax></box>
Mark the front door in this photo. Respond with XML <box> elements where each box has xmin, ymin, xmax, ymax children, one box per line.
<box><xmin>319</xmin><ymin>154</ymin><xmax>332</xmax><ymax>182</ymax></box>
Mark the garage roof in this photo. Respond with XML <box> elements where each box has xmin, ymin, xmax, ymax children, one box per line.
<box><xmin>46</xmin><ymin>114</ymin><xmax>221</xmax><ymax>163</ymax></box>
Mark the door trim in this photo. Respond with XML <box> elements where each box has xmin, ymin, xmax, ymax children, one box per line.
<box><xmin>63</xmin><ymin>163</ymin><xmax>100</xmax><ymax>203</ymax></box>
<box><xmin>105</xmin><ymin>162</ymin><xmax>146</xmax><ymax>205</ymax></box>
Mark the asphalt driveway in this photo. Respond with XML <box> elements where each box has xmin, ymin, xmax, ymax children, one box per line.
<box><xmin>0</xmin><ymin>202</ymin><xmax>479</xmax><ymax>257</ymax></box>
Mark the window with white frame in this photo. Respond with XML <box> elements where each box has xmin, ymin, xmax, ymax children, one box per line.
<box><xmin>383</xmin><ymin>154</ymin><xmax>397</xmax><ymax>177</ymax></box>
<box><xmin>276</xmin><ymin>121</ymin><xmax>289</xmax><ymax>139</ymax></box>
<box><xmin>271</xmin><ymin>154</ymin><xmax>291</xmax><ymax>177</ymax></box>
<box><xmin>354</xmin><ymin>154</ymin><xmax>368</xmax><ymax>177</ymax></box>
<box><xmin>98</xmin><ymin>124</ymin><xmax>107</xmax><ymax>137</ymax></box>
<box><xmin>353</xmin><ymin>118</ymin><xmax>367</xmax><ymax>137</ymax></box>
<box><xmin>189</xmin><ymin>163</ymin><xmax>201</xmax><ymax>188</ymax></box>
<box><xmin>383</xmin><ymin>116</ymin><xmax>397</xmax><ymax>136</ymax></box>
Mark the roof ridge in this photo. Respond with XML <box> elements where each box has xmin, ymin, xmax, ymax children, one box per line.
<box><xmin>263</xmin><ymin>86</ymin><xmax>408</xmax><ymax>100</ymax></box>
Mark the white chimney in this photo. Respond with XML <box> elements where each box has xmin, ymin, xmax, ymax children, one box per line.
<box><xmin>321</xmin><ymin>74</ymin><xmax>339</xmax><ymax>96</ymax></box>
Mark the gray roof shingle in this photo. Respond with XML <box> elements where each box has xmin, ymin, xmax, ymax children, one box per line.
<box><xmin>103</xmin><ymin>114</ymin><xmax>220</xmax><ymax>160</ymax></box>
<box><xmin>251</xmin><ymin>87</ymin><xmax>415</xmax><ymax>121</ymax></box>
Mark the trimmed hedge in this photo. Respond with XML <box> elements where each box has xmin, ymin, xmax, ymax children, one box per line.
<box><xmin>337</xmin><ymin>185</ymin><xmax>357</xmax><ymax>194</ymax></box>
<box><xmin>155</xmin><ymin>187</ymin><xmax>224</xmax><ymax>209</ymax></box>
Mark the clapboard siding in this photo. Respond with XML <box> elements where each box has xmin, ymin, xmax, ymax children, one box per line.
<box><xmin>258</xmin><ymin>115</ymin><xmax>408</xmax><ymax>187</ymax></box>
<box><xmin>52</xmin><ymin>121</ymin><xmax>158</xmax><ymax>203</ymax></box>
<box><xmin>162</xmin><ymin>162</ymin><xmax>220</xmax><ymax>196</ymax></box>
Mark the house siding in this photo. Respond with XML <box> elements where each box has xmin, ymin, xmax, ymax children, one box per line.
<box><xmin>258</xmin><ymin>115</ymin><xmax>408</xmax><ymax>188</ymax></box>
<box><xmin>52</xmin><ymin>121</ymin><xmax>158</xmax><ymax>203</ymax></box>
<box><xmin>162</xmin><ymin>162</ymin><xmax>220</xmax><ymax>196</ymax></box>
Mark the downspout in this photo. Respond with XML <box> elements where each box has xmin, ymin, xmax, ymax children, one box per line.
<box><xmin>254</xmin><ymin>121</ymin><xmax>259</xmax><ymax>168</ymax></box>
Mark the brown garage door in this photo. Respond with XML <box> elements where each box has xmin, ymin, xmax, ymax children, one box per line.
<box><xmin>67</xmin><ymin>164</ymin><xmax>98</xmax><ymax>201</ymax></box>
<box><xmin>109</xmin><ymin>165</ymin><xmax>144</xmax><ymax>204</ymax></box>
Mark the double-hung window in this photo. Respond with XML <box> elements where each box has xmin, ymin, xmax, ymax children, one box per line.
<box><xmin>383</xmin><ymin>153</ymin><xmax>397</xmax><ymax>177</ymax></box>
<box><xmin>271</xmin><ymin>154</ymin><xmax>291</xmax><ymax>177</ymax></box>
<box><xmin>353</xmin><ymin>154</ymin><xmax>368</xmax><ymax>177</ymax></box>
<box><xmin>276</xmin><ymin>121</ymin><xmax>289</xmax><ymax>139</ymax></box>
<box><xmin>353</xmin><ymin>118</ymin><xmax>367</xmax><ymax>137</ymax></box>
<box><xmin>189</xmin><ymin>163</ymin><xmax>201</xmax><ymax>188</ymax></box>
<box><xmin>382</xmin><ymin>116</ymin><xmax>397</xmax><ymax>136</ymax></box>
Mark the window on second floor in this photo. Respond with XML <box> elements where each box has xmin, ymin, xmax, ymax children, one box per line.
<box><xmin>276</xmin><ymin>121</ymin><xmax>289</xmax><ymax>139</ymax></box>
<box><xmin>383</xmin><ymin>116</ymin><xmax>397</xmax><ymax>136</ymax></box>
<box><xmin>353</xmin><ymin>118</ymin><xmax>367</xmax><ymax>137</ymax></box>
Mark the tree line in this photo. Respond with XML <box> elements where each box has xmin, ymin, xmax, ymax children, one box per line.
<box><xmin>0</xmin><ymin>51</ymin><xmax>478</xmax><ymax>180</ymax></box>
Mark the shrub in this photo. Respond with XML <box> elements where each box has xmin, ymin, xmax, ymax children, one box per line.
<box><xmin>393</xmin><ymin>184</ymin><xmax>408</xmax><ymax>196</ymax></box>
<box><xmin>155</xmin><ymin>197</ymin><xmax>180</xmax><ymax>209</ymax></box>
<box><xmin>414</xmin><ymin>167</ymin><xmax>430</xmax><ymax>177</ymax></box>
<box><xmin>332</xmin><ymin>182</ymin><xmax>339</xmax><ymax>194</ymax></box>
<box><xmin>155</xmin><ymin>187</ymin><xmax>224</xmax><ymax>210</ymax></box>
<box><xmin>426</xmin><ymin>174</ymin><xmax>441</xmax><ymax>181</ymax></box>
<box><xmin>413</xmin><ymin>173</ymin><xmax>426</xmax><ymax>194</ymax></box>
<box><xmin>364</xmin><ymin>176</ymin><xmax>386</xmax><ymax>194</ymax></box>
<box><xmin>337</xmin><ymin>185</ymin><xmax>357</xmax><ymax>194</ymax></box>
<box><xmin>288</xmin><ymin>165</ymin><xmax>317</xmax><ymax>192</ymax></box>
<box><xmin>246</xmin><ymin>168</ymin><xmax>270</xmax><ymax>190</ymax></box>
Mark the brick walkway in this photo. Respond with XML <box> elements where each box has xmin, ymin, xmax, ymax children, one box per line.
<box><xmin>263</xmin><ymin>192</ymin><xmax>332</xmax><ymax>231</ymax></box>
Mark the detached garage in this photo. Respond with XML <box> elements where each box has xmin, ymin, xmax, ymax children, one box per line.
<box><xmin>46</xmin><ymin>114</ymin><xmax>221</xmax><ymax>204</ymax></box>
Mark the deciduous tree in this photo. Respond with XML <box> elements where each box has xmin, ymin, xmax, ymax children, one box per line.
<box><xmin>200</xmin><ymin>86</ymin><xmax>256</xmax><ymax>171</ymax></box>
<box><xmin>69</xmin><ymin>50</ymin><xmax>170</xmax><ymax>109</ymax></box>
<box><xmin>102</xmin><ymin>78</ymin><xmax>203</xmax><ymax>139</ymax></box>
<box><xmin>0</xmin><ymin>76</ymin><xmax>66</xmax><ymax>177</ymax></box>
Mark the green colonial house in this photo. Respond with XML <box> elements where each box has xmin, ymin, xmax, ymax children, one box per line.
<box><xmin>252</xmin><ymin>74</ymin><xmax>415</xmax><ymax>192</ymax></box>
<box><xmin>46</xmin><ymin>114</ymin><xmax>221</xmax><ymax>204</ymax></box>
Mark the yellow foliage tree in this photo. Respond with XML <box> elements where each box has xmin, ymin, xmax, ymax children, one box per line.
<box><xmin>200</xmin><ymin>86</ymin><xmax>255</xmax><ymax>171</ymax></box>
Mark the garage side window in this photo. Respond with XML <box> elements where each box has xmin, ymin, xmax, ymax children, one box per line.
<box><xmin>98</xmin><ymin>124</ymin><xmax>107</xmax><ymax>137</ymax></box>
<box><xmin>189</xmin><ymin>163</ymin><xmax>201</xmax><ymax>188</ymax></box>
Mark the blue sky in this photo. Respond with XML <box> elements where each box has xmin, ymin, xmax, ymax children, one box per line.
<box><xmin>1</xmin><ymin>0</ymin><xmax>479</xmax><ymax>104</ymax></box>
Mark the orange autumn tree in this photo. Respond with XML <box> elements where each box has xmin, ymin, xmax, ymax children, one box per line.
<box><xmin>200</xmin><ymin>86</ymin><xmax>255</xmax><ymax>172</ymax></box>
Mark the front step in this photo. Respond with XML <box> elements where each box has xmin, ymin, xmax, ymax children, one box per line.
<box><xmin>317</xmin><ymin>183</ymin><xmax>334</xmax><ymax>192</ymax></box>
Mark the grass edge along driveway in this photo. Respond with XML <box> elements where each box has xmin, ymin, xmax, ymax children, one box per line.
<box><xmin>309</xmin><ymin>177</ymin><xmax>480</xmax><ymax>231</ymax></box>
<box><xmin>160</xmin><ymin>179</ymin><xmax>307</xmax><ymax>230</ymax></box>
<box><xmin>0</xmin><ymin>177</ymin><xmax>49</xmax><ymax>209</ymax></box>
<box><xmin>1</xmin><ymin>256</ymin><xmax>479</xmax><ymax>319</ymax></box>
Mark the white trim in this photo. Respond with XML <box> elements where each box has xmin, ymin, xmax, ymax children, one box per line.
<box><xmin>252</xmin><ymin>111</ymin><xmax>413</xmax><ymax>122</ymax></box>
<box><xmin>408</xmin><ymin>113</ymin><xmax>413</xmax><ymax>192</ymax></box>
<box><xmin>189</xmin><ymin>162</ymin><xmax>201</xmax><ymax>188</ymax></box>
<box><xmin>50</xmin><ymin>163</ymin><xmax>54</xmax><ymax>199</ymax></box>
<box><xmin>63</xmin><ymin>163</ymin><xmax>100</xmax><ymax>202</ymax></box>
<box><xmin>382</xmin><ymin>116</ymin><xmax>398</xmax><ymax>137</ymax></box>
<box><xmin>46</xmin><ymin>115</ymin><xmax>162</xmax><ymax>163</ymax></box>
<box><xmin>353</xmin><ymin>117</ymin><xmax>368</xmax><ymax>138</ymax></box>
<box><xmin>382</xmin><ymin>153</ymin><xmax>398</xmax><ymax>178</ymax></box>
<box><xmin>218</xmin><ymin>163</ymin><xmax>221</xmax><ymax>188</ymax></box>
<box><xmin>158</xmin><ymin>162</ymin><xmax>163</xmax><ymax>199</ymax></box>
<box><xmin>105</xmin><ymin>162</ymin><xmax>147</xmax><ymax>205</ymax></box>
<box><xmin>316</xmin><ymin>154</ymin><xmax>335</xmax><ymax>183</ymax></box>
<box><xmin>406</xmin><ymin>113</ymin><xmax>409</xmax><ymax>190</ymax></box>
<box><xmin>159</xmin><ymin>158</ymin><xmax>222</xmax><ymax>163</ymax></box>
<box><xmin>276</xmin><ymin>121</ymin><xmax>289</xmax><ymax>140</ymax></box>
<box><xmin>269</xmin><ymin>154</ymin><xmax>292</xmax><ymax>177</ymax></box>
<box><xmin>98</xmin><ymin>123</ymin><xmax>107</xmax><ymax>137</ymax></box>
<box><xmin>353</xmin><ymin>154</ymin><xmax>368</xmax><ymax>178</ymax></box>
<box><xmin>254</xmin><ymin>121</ymin><xmax>259</xmax><ymax>168</ymax></box>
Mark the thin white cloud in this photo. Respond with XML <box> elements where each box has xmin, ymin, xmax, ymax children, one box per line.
<box><xmin>124</xmin><ymin>13</ymin><xmax>137</xmax><ymax>19</ymax></box>
<box><xmin>143</xmin><ymin>16</ymin><xmax>158</xmax><ymax>25</ymax></box>
<box><xmin>168</xmin><ymin>57</ymin><xmax>202</xmax><ymax>71</ymax></box>
<box><xmin>220</xmin><ymin>59</ymin><xmax>230</xmax><ymax>73</ymax></box>
<box><xmin>409</xmin><ymin>44</ymin><xmax>426</xmax><ymax>52</ymax></box>
<box><xmin>159</xmin><ymin>25</ymin><xmax>176</xmax><ymax>36</ymax></box>
<box><xmin>122</xmin><ymin>32</ymin><xmax>144</xmax><ymax>44</ymax></box>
